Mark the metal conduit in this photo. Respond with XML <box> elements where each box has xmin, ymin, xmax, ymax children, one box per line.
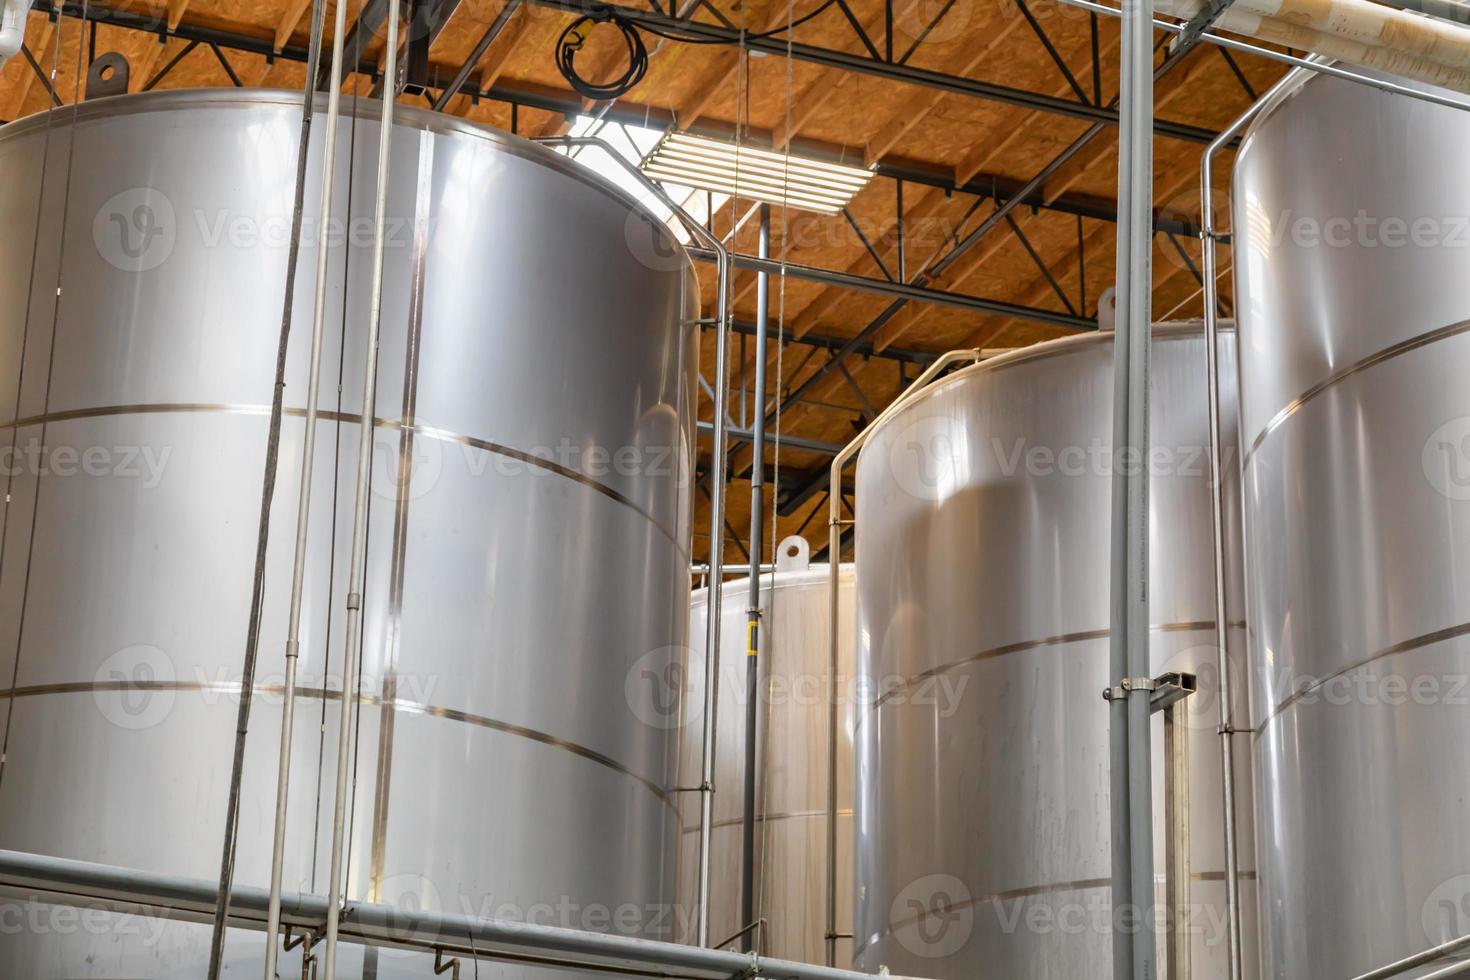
<box><xmin>320</xmin><ymin>4</ymin><xmax>401</xmax><ymax>975</ymax></box>
<box><xmin>1109</xmin><ymin>0</ymin><xmax>1156</xmax><ymax>973</ymax></box>
<box><xmin>739</xmin><ymin>203</ymin><xmax>772</xmax><ymax>953</ymax></box>
<box><xmin>259</xmin><ymin>0</ymin><xmax>349</xmax><ymax>974</ymax></box>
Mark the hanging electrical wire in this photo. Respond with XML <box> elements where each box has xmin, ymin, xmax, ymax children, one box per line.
<box><xmin>553</xmin><ymin>0</ymin><xmax>839</xmax><ymax>102</ymax></box>
<box><xmin>555</xmin><ymin>8</ymin><xmax>648</xmax><ymax>101</ymax></box>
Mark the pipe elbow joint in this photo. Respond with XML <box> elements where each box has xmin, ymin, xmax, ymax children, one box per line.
<box><xmin>0</xmin><ymin>0</ymin><xmax>34</xmax><ymax>66</ymax></box>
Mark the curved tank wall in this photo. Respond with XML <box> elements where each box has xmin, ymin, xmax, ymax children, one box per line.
<box><xmin>677</xmin><ymin>536</ymin><xmax>857</xmax><ymax>966</ymax></box>
<box><xmin>0</xmin><ymin>90</ymin><xmax>698</xmax><ymax>977</ymax></box>
<box><xmin>851</xmin><ymin>325</ymin><xmax>1256</xmax><ymax>978</ymax></box>
<box><xmin>1233</xmin><ymin>70</ymin><xmax>1470</xmax><ymax>978</ymax></box>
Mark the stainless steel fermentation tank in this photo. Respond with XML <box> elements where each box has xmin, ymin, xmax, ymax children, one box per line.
<box><xmin>0</xmin><ymin>90</ymin><xmax>698</xmax><ymax>977</ymax></box>
<box><xmin>677</xmin><ymin>536</ymin><xmax>856</xmax><ymax>966</ymax></box>
<box><xmin>1233</xmin><ymin>71</ymin><xmax>1470</xmax><ymax>978</ymax></box>
<box><xmin>852</xmin><ymin>325</ymin><xmax>1257</xmax><ymax>977</ymax></box>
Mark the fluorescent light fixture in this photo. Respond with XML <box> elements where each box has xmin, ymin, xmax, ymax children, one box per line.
<box><xmin>642</xmin><ymin>133</ymin><xmax>872</xmax><ymax>215</ymax></box>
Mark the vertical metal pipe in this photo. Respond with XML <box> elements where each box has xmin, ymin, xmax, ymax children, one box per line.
<box><xmin>321</xmin><ymin>4</ymin><xmax>400</xmax><ymax>977</ymax></box>
<box><xmin>825</xmin><ymin>487</ymin><xmax>842</xmax><ymax>968</ymax></box>
<box><xmin>1164</xmin><ymin>701</ymin><xmax>1191</xmax><ymax>980</ymax></box>
<box><xmin>260</xmin><ymin>0</ymin><xmax>347</xmax><ymax>973</ymax></box>
<box><xmin>1198</xmin><ymin>61</ymin><xmax>1313</xmax><ymax>980</ymax></box>
<box><xmin>203</xmin><ymin>2</ymin><xmax>330</xmax><ymax>974</ymax></box>
<box><xmin>695</xmin><ymin>208</ymin><xmax>733</xmax><ymax>953</ymax></box>
<box><xmin>739</xmin><ymin>203</ymin><xmax>771</xmax><ymax>954</ymax></box>
<box><xmin>1112</xmin><ymin>0</ymin><xmax>1155</xmax><ymax>971</ymax></box>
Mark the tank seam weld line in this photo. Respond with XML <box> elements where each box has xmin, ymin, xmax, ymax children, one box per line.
<box><xmin>1254</xmin><ymin>618</ymin><xmax>1470</xmax><ymax>736</ymax></box>
<box><xmin>862</xmin><ymin>619</ymin><xmax>1248</xmax><ymax>715</ymax></box>
<box><xmin>850</xmin><ymin>870</ymin><xmax>1261</xmax><ymax>958</ymax></box>
<box><xmin>677</xmin><ymin>808</ymin><xmax>855</xmax><ymax>832</ymax></box>
<box><xmin>1242</xmin><ymin>316</ymin><xmax>1470</xmax><ymax>469</ymax></box>
<box><xmin>0</xmin><ymin>679</ymin><xmax>678</xmax><ymax>808</ymax></box>
<box><xmin>0</xmin><ymin>401</ymin><xmax>691</xmax><ymax>562</ymax></box>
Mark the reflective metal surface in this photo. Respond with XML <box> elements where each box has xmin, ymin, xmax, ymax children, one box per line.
<box><xmin>1232</xmin><ymin>71</ymin><xmax>1470</xmax><ymax>979</ymax></box>
<box><xmin>677</xmin><ymin>537</ymin><xmax>856</xmax><ymax>966</ymax></box>
<box><xmin>852</xmin><ymin>326</ymin><xmax>1256</xmax><ymax>978</ymax></box>
<box><xmin>0</xmin><ymin>90</ymin><xmax>698</xmax><ymax>978</ymax></box>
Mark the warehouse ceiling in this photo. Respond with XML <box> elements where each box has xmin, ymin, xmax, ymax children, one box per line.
<box><xmin>0</xmin><ymin>0</ymin><xmax>1286</xmax><ymax>564</ymax></box>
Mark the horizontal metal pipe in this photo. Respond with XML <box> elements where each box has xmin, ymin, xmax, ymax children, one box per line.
<box><xmin>1057</xmin><ymin>0</ymin><xmax>1470</xmax><ymax>111</ymax></box>
<box><xmin>713</xmin><ymin>319</ymin><xmax>937</xmax><ymax>367</ymax></box>
<box><xmin>687</xmin><ymin>247</ymin><xmax>1096</xmax><ymax>331</ymax></box>
<box><xmin>696</xmin><ymin>420</ymin><xmax>844</xmax><ymax>456</ymax></box>
<box><xmin>1379</xmin><ymin>0</ymin><xmax>1470</xmax><ymax>24</ymax></box>
<box><xmin>1353</xmin><ymin>934</ymin><xmax>1470</xmax><ymax>980</ymax></box>
<box><xmin>1418</xmin><ymin>959</ymin><xmax>1470</xmax><ymax>980</ymax></box>
<box><xmin>0</xmin><ymin>849</ymin><xmax>921</xmax><ymax>980</ymax></box>
<box><xmin>690</xmin><ymin>562</ymin><xmax>778</xmax><ymax>576</ymax></box>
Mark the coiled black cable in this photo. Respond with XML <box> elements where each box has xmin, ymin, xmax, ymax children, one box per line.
<box><xmin>554</xmin><ymin>2</ymin><xmax>840</xmax><ymax>101</ymax></box>
<box><xmin>556</xmin><ymin>8</ymin><xmax>649</xmax><ymax>101</ymax></box>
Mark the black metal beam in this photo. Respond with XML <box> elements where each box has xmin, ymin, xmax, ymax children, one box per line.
<box><xmin>320</xmin><ymin>0</ymin><xmax>391</xmax><ymax>91</ymax></box>
<box><xmin>696</xmin><ymin>420</ymin><xmax>843</xmax><ymax>456</ymax></box>
<box><xmin>713</xmin><ymin>318</ymin><xmax>937</xmax><ymax>366</ymax></box>
<box><xmin>689</xmin><ymin>247</ymin><xmax>1096</xmax><ymax>331</ymax></box>
<box><xmin>376</xmin><ymin>0</ymin><xmax>465</xmax><ymax>97</ymax></box>
<box><xmin>430</xmin><ymin>0</ymin><xmax>521</xmax><ymax>110</ymax></box>
<box><xmin>20</xmin><ymin>44</ymin><xmax>64</xmax><ymax>107</ymax></box>
<box><xmin>25</xmin><ymin>1</ymin><xmax>1207</xmax><ymax>236</ymax></box>
<box><xmin>1013</xmin><ymin>0</ymin><xmax>1090</xmax><ymax>105</ymax></box>
<box><xmin>749</xmin><ymin>39</ymin><xmax>1215</xmax><ymax>508</ymax></box>
<box><xmin>1004</xmin><ymin>211</ymin><xmax>1078</xmax><ymax>316</ymax></box>
<box><xmin>518</xmin><ymin>0</ymin><xmax>1221</xmax><ymax>145</ymax></box>
<box><xmin>842</xmin><ymin>207</ymin><xmax>895</xmax><ymax>282</ymax></box>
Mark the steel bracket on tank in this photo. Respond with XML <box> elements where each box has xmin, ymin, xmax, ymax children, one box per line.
<box><xmin>1100</xmin><ymin>670</ymin><xmax>1196</xmax><ymax>711</ymax></box>
<box><xmin>1102</xmin><ymin>672</ymin><xmax>1198</xmax><ymax>978</ymax></box>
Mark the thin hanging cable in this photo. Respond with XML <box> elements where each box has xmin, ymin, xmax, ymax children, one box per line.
<box><xmin>0</xmin><ymin>0</ymin><xmax>85</xmax><ymax>799</ymax></box>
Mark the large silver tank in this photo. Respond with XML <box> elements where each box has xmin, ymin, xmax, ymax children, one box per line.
<box><xmin>0</xmin><ymin>90</ymin><xmax>698</xmax><ymax>977</ymax></box>
<box><xmin>1233</xmin><ymin>72</ymin><xmax>1470</xmax><ymax>977</ymax></box>
<box><xmin>677</xmin><ymin>536</ymin><xmax>857</xmax><ymax>965</ymax></box>
<box><xmin>852</xmin><ymin>326</ymin><xmax>1256</xmax><ymax>977</ymax></box>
